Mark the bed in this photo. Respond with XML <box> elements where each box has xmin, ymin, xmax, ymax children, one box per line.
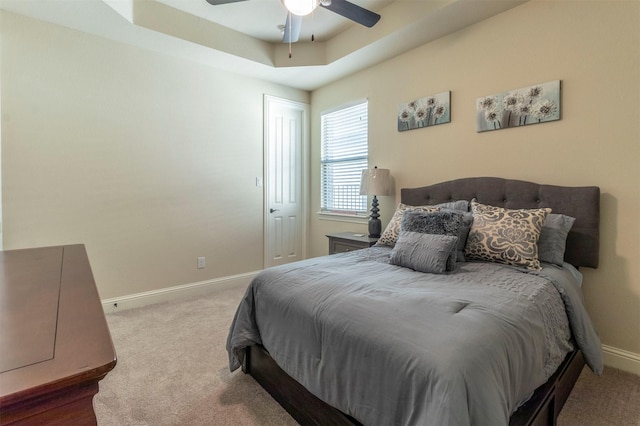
<box><xmin>227</xmin><ymin>177</ymin><xmax>603</xmax><ymax>426</ymax></box>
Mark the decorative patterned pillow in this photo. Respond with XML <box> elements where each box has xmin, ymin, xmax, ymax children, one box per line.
<box><xmin>465</xmin><ymin>200</ymin><xmax>551</xmax><ymax>270</ymax></box>
<box><xmin>390</xmin><ymin>231</ymin><xmax>459</xmax><ymax>274</ymax></box>
<box><xmin>538</xmin><ymin>214</ymin><xmax>576</xmax><ymax>266</ymax></box>
<box><xmin>400</xmin><ymin>210</ymin><xmax>464</xmax><ymax>271</ymax></box>
<box><xmin>376</xmin><ymin>203</ymin><xmax>440</xmax><ymax>247</ymax></box>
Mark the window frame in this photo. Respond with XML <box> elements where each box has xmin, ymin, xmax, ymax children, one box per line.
<box><xmin>319</xmin><ymin>99</ymin><xmax>369</xmax><ymax>221</ymax></box>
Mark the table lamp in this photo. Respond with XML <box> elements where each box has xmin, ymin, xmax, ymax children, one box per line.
<box><xmin>359</xmin><ymin>167</ymin><xmax>391</xmax><ymax>238</ymax></box>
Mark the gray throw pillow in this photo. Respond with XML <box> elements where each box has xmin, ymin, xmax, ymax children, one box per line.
<box><xmin>400</xmin><ymin>210</ymin><xmax>464</xmax><ymax>271</ymax></box>
<box><xmin>390</xmin><ymin>231</ymin><xmax>459</xmax><ymax>274</ymax></box>
<box><xmin>538</xmin><ymin>214</ymin><xmax>576</xmax><ymax>266</ymax></box>
<box><xmin>434</xmin><ymin>200</ymin><xmax>470</xmax><ymax>212</ymax></box>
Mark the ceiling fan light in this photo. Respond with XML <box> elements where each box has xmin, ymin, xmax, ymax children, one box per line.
<box><xmin>283</xmin><ymin>0</ymin><xmax>319</xmax><ymax>16</ymax></box>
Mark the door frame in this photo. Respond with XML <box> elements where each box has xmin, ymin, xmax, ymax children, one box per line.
<box><xmin>263</xmin><ymin>95</ymin><xmax>310</xmax><ymax>268</ymax></box>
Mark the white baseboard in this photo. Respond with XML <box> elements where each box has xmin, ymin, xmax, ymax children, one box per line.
<box><xmin>602</xmin><ymin>344</ymin><xmax>640</xmax><ymax>375</ymax></box>
<box><xmin>101</xmin><ymin>271</ymin><xmax>259</xmax><ymax>313</ymax></box>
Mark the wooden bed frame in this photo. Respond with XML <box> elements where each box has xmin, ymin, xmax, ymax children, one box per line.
<box><xmin>241</xmin><ymin>177</ymin><xmax>600</xmax><ymax>426</ymax></box>
<box><xmin>243</xmin><ymin>345</ymin><xmax>585</xmax><ymax>426</ymax></box>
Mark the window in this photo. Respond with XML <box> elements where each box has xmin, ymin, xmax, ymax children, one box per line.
<box><xmin>320</xmin><ymin>100</ymin><xmax>368</xmax><ymax>216</ymax></box>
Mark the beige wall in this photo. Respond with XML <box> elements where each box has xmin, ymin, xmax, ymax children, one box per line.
<box><xmin>310</xmin><ymin>0</ymin><xmax>640</xmax><ymax>360</ymax></box>
<box><xmin>0</xmin><ymin>11</ymin><xmax>308</xmax><ymax>300</ymax></box>
<box><xmin>2</xmin><ymin>0</ymin><xmax>639</xmax><ymax>367</ymax></box>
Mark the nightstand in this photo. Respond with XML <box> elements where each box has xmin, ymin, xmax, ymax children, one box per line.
<box><xmin>326</xmin><ymin>232</ymin><xmax>379</xmax><ymax>254</ymax></box>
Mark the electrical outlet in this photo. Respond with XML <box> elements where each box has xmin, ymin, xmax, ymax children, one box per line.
<box><xmin>197</xmin><ymin>256</ymin><xmax>206</xmax><ymax>269</ymax></box>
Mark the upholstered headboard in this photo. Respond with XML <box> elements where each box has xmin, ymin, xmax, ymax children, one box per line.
<box><xmin>401</xmin><ymin>177</ymin><xmax>600</xmax><ymax>268</ymax></box>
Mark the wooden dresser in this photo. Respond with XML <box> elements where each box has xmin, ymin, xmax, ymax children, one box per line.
<box><xmin>0</xmin><ymin>244</ymin><xmax>117</xmax><ymax>425</ymax></box>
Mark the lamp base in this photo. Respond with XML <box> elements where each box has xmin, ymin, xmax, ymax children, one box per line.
<box><xmin>368</xmin><ymin>195</ymin><xmax>382</xmax><ymax>238</ymax></box>
<box><xmin>368</xmin><ymin>219</ymin><xmax>381</xmax><ymax>239</ymax></box>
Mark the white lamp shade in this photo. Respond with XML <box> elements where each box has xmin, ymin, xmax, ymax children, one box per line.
<box><xmin>282</xmin><ymin>0</ymin><xmax>319</xmax><ymax>16</ymax></box>
<box><xmin>360</xmin><ymin>168</ymin><xmax>391</xmax><ymax>196</ymax></box>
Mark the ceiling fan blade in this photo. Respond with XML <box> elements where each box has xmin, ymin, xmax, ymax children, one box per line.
<box><xmin>204</xmin><ymin>0</ymin><xmax>248</xmax><ymax>5</ymax></box>
<box><xmin>282</xmin><ymin>13</ymin><xmax>302</xmax><ymax>43</ymax></box>
<box><xmin>322</xmin><ymin>0</ymin><xmax>381</xmax><ymax>28</ymax></box>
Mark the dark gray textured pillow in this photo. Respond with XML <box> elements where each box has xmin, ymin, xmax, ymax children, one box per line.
<box><xmin>390</xmin><ymin>231</ymin><xmax>459</xmax><ymax>274</ymax></box>
<box><xmin>401</xmin><ymin>210</ymin><xmax>464</xmax><ymax>271</ymax></box>
<box><xmin>376</xmin><ymin>204</ymin><xmax>441</xmax><ymax>247</ymax></box>
<box><xmin>439</xmin><ymin>210</ymin><xmax>473</xmax><ymax>262</ymax></box>
<box><xmin>377</xmin><ymin>201</ymin><xmax>468</xmax><ymax>248</ymax></box>
<box><xmin>538</xmin><ymin>214</ymin><xmax>576</xmax><ymax>266</ymax></box>
<box><xmin>457</xmin><ymin>212</ymin><xmax>474</xmax><ymax>262</ymax></box>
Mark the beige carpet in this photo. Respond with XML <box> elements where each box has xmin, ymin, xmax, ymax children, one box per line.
<box><xmin>94</xmin><ymin>285</ymin><xmax>640</xmax><ymax>426</ymax></box>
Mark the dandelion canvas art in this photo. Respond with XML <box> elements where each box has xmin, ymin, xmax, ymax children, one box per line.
<box><xmin>398</xmin><ymin>91</ymin><xmax>451</xmax><ymax>132</ymax></box>
<box><xmin>476</xmin><ymin>80</ymin><xmax>561</xmax><ymax>132</ymax></box>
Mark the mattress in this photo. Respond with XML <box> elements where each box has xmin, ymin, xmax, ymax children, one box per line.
<box><xmin>227</xmin><ymin>246</ymin><xmax>603</xmax><ymax>425</ymax></box>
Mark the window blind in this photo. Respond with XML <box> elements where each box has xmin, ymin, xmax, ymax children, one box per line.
<box><xmin>321</xmin><ymin>101</ymin><xmax>368</xmax><ymax>215</ymax></box>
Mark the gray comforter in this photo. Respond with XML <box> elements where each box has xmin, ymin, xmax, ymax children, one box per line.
<box><xmin>227</xmin><ymin>247</ymin><xmax>603</xmax><ymax>426</ymax></box>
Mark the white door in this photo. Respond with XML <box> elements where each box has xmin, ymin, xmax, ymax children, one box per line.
<box><xmin>264</xmin><ymin>95</ymin><xmax>308</xmax><ymax>268</ymax></box>
<box><xmin>0</xmin><ymin>80</ymin><xmax>3</xmax><ymax>251</ymax></box>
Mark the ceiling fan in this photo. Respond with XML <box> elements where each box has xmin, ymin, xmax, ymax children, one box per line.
<box><xmin>204</xmin><ymin>0</ymin><xmax>381</xmax><ymax>44</ymax></box>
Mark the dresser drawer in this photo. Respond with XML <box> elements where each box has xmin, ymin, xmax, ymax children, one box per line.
<box><xmin>327</xmin><ymin>232</ymin><xmax>378</xmax><ymax>254</ymax></box>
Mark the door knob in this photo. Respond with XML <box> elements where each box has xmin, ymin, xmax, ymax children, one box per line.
<box><xmin>270</xmin><ymin>208</ymin><xmax>279</xmax><ymax>213</ymax></box>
